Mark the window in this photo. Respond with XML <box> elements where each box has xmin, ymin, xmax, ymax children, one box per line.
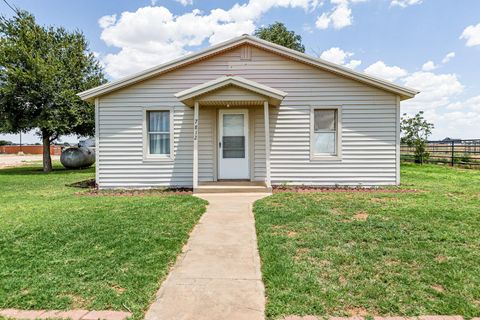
<box><xmin>146</xmin><ymin>110</ymin><xmax>171</xmax><ymax>157</ymax></box>
<box><xmin>311</xmin><ymin>107</ymin><xmax>341</xmax><ymax>159</ymax></box>
<box><xmin>222</xmin><ymin>113</ymin><xmax>246</xmax><ymax>159</ymax></box>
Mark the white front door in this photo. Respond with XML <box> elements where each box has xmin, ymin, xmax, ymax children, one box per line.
<box><xmin>218</xmin><ymin>109</ymin><xmax>249</xmax><ymax>179</ymax></box>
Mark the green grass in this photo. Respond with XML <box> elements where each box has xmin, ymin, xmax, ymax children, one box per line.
<box><xmin>0</xmin><ymin>164</ymin><xmax>207</xmax><ymax>319</ymax></box>
<box><xmin>254</xmin><ymin>163</ymin><xmax>480</xmax><ymax>319</ymax></box>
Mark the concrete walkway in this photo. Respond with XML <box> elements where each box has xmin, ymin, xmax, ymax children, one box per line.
<box><xmin>144</xmin><ymin>193</ymin><xmax>269</xmax><ymax>320</ymax></box>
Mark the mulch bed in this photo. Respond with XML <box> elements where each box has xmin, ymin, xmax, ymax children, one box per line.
<box><xmin>76</xmin><ymin>188</ymin><xmax>193</xmax><ymax>197</ymax></box>
<box><xmin>68</xmin><ymin>179</ymin><xmax>418</xmax><ymax>196</ymax></box>
<box><xmin>67</xmin><ymin>179</ymin><xmax>193</xmax><ymax>196</ymax></box>
<box><xmin>66</xmin><ymin>179</ymin><xmax>97</xmax><ymax>189</ymax></box>
<box><xmin>273</xmin><ymin>186</ymin><xmax>419</xmax><ymax>194</ymax></box>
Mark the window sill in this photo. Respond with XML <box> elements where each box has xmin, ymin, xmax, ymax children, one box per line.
<box><xmin>143</xmin><ymin>155</ymin><xmax>174</xmax><ymax>162</ymax></box>
<box><xmin>310</xmin><ymin>155</ymin><xmax>342</xmax><ymax>161</ymax></box>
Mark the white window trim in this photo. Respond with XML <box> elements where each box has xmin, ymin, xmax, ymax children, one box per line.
<box><xmin>310</xmin><ymin>105</ymin><xmax>342</xmax><ymax>161</ymax></box>
<box><xmin>143</xmin><ymin>106</ymin><xmax>174</xmax><ymax>161</ymax></box>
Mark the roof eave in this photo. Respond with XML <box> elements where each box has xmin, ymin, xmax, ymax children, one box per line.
<box><xmin>175</xmin><ymin>75</ymin><xmax>287</xmax><ymax>107</ymax></box>
<box><xmin>242</xmin><ymin>37</ymin><xmax>419</xmax><ymax>100</ymax></box>
<box><xmin>78</xmin><ymin>35</ymin><xmax>251</xmax><ymax>101</ymax></box>
<box><xmin>78</xmin><ymin>34</ymin><xmax>419</xmax><ymax>101</ymax></box>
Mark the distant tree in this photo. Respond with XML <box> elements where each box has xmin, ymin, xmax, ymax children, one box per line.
<box><xmin>0</xmin><ymin>11</ymin><xmax>106</xmax><ymax>172</ymax></box>
<box><xmin>0</xmin><ymin>140</ymin><xmax>12</xmax><ymax>146</ymax></box>
<box><xmin>401</xmin><ymin>111</ymin><xmax>434</xmax><ymax>164</ymax></box>
<box><xmin>254</xmin><ymin>22</ymin><xmax>305</xmax><ymax>53</ymax></box>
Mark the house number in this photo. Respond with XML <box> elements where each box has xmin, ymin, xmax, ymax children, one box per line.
<box><xmin>194</xmin><ymin>119</ymin><xmax>198</xmax><ymax>141</ymax></box>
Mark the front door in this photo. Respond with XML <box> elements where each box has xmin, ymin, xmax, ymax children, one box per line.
<box><xmin>218</xmin><ymin>109</ymin><xmax>249</xmax><ymax>179</ymax></box>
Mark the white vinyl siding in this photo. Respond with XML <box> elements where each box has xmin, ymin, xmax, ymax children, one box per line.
<box><xmin>96</xmin><ymin>45</ymin><xmax>399</xmax><ymax>188</ymax></box>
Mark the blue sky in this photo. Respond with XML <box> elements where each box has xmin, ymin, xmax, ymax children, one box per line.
<box><xmin>1</xmin><ymin>0</ymin><xmax>479</xmax><ymax>143</ymax></box>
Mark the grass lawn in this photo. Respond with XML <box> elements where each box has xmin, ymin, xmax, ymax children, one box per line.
<box><xmin>0</xmin><ymin>164</ymin><xmax>207</xmax><ymax>319</ymax></box>
<box><xmin>254</xmin><ymin>163</ymin><xmax>480</xmax><ymax>319</ymax></box>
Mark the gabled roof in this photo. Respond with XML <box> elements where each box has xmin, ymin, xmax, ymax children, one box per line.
<box><xmin>175</xmin><ymin>75</ymin><xmax>287</xmax><ymax>107</ymax></box>
<box><xmin>78</xmin><ymin>35</ymin><xmax>419</xmax><ymax>101</ymax></box>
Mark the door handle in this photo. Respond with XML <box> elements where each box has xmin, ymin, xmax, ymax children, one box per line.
<box><xmin>219</xmin><ymin>141</ymin><xmax>222</xmax><ymax>148</ymax></box>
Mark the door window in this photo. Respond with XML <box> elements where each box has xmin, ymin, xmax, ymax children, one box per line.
<box><xmin>223</xmin><ymin>114</ymin><xmax>245</xmax><ymax>159</ymax></box>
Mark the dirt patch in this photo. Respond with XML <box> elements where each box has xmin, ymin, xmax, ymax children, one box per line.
<box><xmin>353</xmin><ymin>212</ymin><xmax>369</xmax><ymax>221</ymax></box>
<box><xmin>435</xmin><ymin>255</ymin><xmax>448</xmax><ymax>263</ymax></box>
<box><xmin>315</xmin><ymin>259</ymin><xmax>332</xmax><ymax>267</ymax></box>
<box><xmin>345</xmin><ymin>306</ymin><xmax>369</xmax><ymax>316</ymax></box>
<box><xmin>294</xmin><ymin>248</ymin><xmax>312</xmax><ymax>261</ymax></box>
<box><xmin>0</xmin><ymin>154</ymin><xmax>60</xmax><ymax>169</ymax></box>
<box><xmin>111</xmin><ymin>284</ymin><xmax>126</xmax><ymax>294</ymax></box>
<box><xmin>343</xmin><ymin>211</ymin><xmax>369</xmax><ymax>223</ymax></box>
<box><xmin>370</xmin><ymin>197</ymin><xmax>399</xmax><ymax>203</ymax></box>
<box><xmin>60</xmin><ymin>293</ymin><xmax>90</xmax><ymax>309</ymax></box>
<box><xmin>287</xmin><ymin>231</ymin><xmax>298</xmax><ymax>237</ymax></box>
<box><xmin>431</xmin><ymin>284</ymin><xmax>446</xmax><ymax>293</ymax></box>
<box><xmin>331</xmin><ymin>208</ymin><xmax>347</xmax><ymax>215</ymax></box>
<box><xmin>273</xmin><ymin>185</ymin><xmax>418</xmax><ymax>194</ymax></box>
<box><xmin>384</xmin><ymin>258</ymin><xmax>401</xmax><ymax>266</ymax></box>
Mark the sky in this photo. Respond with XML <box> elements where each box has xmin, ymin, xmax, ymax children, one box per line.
<box><xmin>1</xmin><ymin>0</ymin><xmax>479</xmax><ymax>143</ymax></box>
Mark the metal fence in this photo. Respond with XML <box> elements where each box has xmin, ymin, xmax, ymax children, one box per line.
<box><xmin>401</xmin><ymin>139</ymin><xmax>480</xmax><ymax>167</ymax></box>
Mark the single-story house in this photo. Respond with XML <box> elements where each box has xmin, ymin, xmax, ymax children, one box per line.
<box><xmin>79</xmin><ymin>35</ymin><xmax>418</xmax><ymax>192</ymax></box>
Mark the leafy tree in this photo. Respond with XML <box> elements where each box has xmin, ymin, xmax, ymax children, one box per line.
<box><xmin>254</xmin><ymin>22</ymin><xmax>305</xmax><ymax>53</ymax></box>
<box><xmin>0</xmin><ymin>11</ymin><xmax>106</xmax><ymax>172</ymax></box>
<box><xmin>401</xmin><ymin>111</ymin><xmax>434</xmax><ymax>164</ymax></box>
<box><xmin>0</xmin><ymin>140</ymin><xmax>12</xmax><ymax>146</ymax></box>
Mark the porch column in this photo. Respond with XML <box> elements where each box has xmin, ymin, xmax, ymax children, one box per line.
<box><xmin>263</xmin><ymin>101</ymin><xmax>271</xmax><ymax>188</ymax></box>
<box><xmin>193</xmin><ymin>101</ymin><xmax>199</xmax><ymax>189</ymax></box>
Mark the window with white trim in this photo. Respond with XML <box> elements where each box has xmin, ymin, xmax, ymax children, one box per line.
<box><xmin>147</xmin><ymin>110</ymin><xmax>171</xmax><ymax>156</ymax></box>
<box><xmin>313</xmin><ymin>109</ymin><xmax>338</xmax><ymax>156</ymax></box>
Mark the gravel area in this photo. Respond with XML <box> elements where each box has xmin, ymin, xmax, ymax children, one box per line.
<box><xmin>0</xmin><ymin>154</ymin><xmax>60</xmax><ymax>169</ymax></box>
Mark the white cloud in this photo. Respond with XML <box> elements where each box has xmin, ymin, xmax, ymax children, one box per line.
<box><xmin>431</xmin><ymin>109</ymin><xmax>480</xmax><ymax>138</ymax></box>
<box><xmin>175</xmin><ymin>0</ymin><xmax>193</xmax><ymax>6</ymax></box>
<box><xmin>98</xmin><ymin>14</ymin><xmax>116</xmax><ymax>28</ymax></box>
<box><xmin>398</xmin><ymin>68</ymin><xmax>478</xmax><ymax>139</ymax></box>
<box><xmin>328</xmin><ymin>3</ymin><xmax>353</xmax><ymax>29</ymax></box>
<box><xmin>429</xmin><ymin>95</ymin><xmax>480</xmax><ymax>139</ymax></box>
<box><xmin>390</xmin><ymin>0</ymin><xmax>422</xmax><ymax>8</ymax></box>
<box><xmin>402</xmin><ymin>71</ymin><xmax>464</xmax><ymax>111</ymax></box>
<box><xmin>441</xmin><ymin>52</ymin><xmax>455</xmax><ymax>64</ymax></box>
<box><xmin>303</xmin><ymin>23</ymin><xmax>314</xmax><ymax>33</ymax></box>
<box><xmin>421</xmin><ymin>60</ymin><xmax>437</xmax><ymax>71</ymax></box>
<box><xmin>319</xmin><ymin>47</ymin><xmax>361</xmax><ymax>69</ymax></box>
<box><xmin>98</xmin><ymin>1</ymin><xmax>319</xmax><ymax>78</ymax></box>
<box><xmin>315</xmin><ymin>13</ymin><xmax>331</xmax><ymax>29</ymax></box>
<box><xmin>460</xmin><ymin>22</ymin><xmax>480</xmax><ymax>47</ymax></box>
<box><xmin>315</xmin><ymin>0</ymin><xmax>367</xmax><ymax>30</ymax></box>
<box><xmin>364</xmin><ymin>61</ymin><xmax>408</xmax><ymax>82</ymax></box>
<box><xmin>346</xmin><ymin>59</ymin><xmax>362</xmax><ymax>69</ymax></box>
<box><xmin>446</xmin><ymin>95</ymin><xmax>480</xmax><ymax>111</ymax></box>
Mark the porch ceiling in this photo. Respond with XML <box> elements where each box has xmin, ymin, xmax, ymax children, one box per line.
<box><xmin>174</xmin><ymin>75</ymin><xmax>287</xmax><ymax>107</ymax></box>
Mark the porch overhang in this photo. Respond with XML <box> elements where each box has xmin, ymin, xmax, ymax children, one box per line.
<box><xmin>174</xmin><ymin>75</ymin><xmax>287</xmax><ymax>107</ymax></box>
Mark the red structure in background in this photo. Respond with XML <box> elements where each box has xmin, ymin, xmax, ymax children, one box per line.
<box><xmin>0</xmin><ymin>145</ymin><xmax>62</xmax><ymax>155</ymax></box>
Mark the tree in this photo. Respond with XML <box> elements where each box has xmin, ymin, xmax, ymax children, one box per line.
<box><xmin>254</xmin><ymin>22</ymin><xmax>305</xmax><ymax>53</ymax></box>
<box><xmin>0</xmin><ymin>140</ymin><xmax>12</xmax><ymax>146</ymax></box>
<box><xmin>401</xmin><ymin>111</ymin><xmax>434</xmax><ymax>164</ymax></box>
<box><xmin>0</xmin><ymin>11</ymin><xmax>106</xmax><ymax>172</ymax></box>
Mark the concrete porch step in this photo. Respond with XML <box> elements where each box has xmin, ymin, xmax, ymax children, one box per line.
<box><xmin>194</xmin><ymin>181</ymin><xmax>272</xmax><ymax>194</ymax></box>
